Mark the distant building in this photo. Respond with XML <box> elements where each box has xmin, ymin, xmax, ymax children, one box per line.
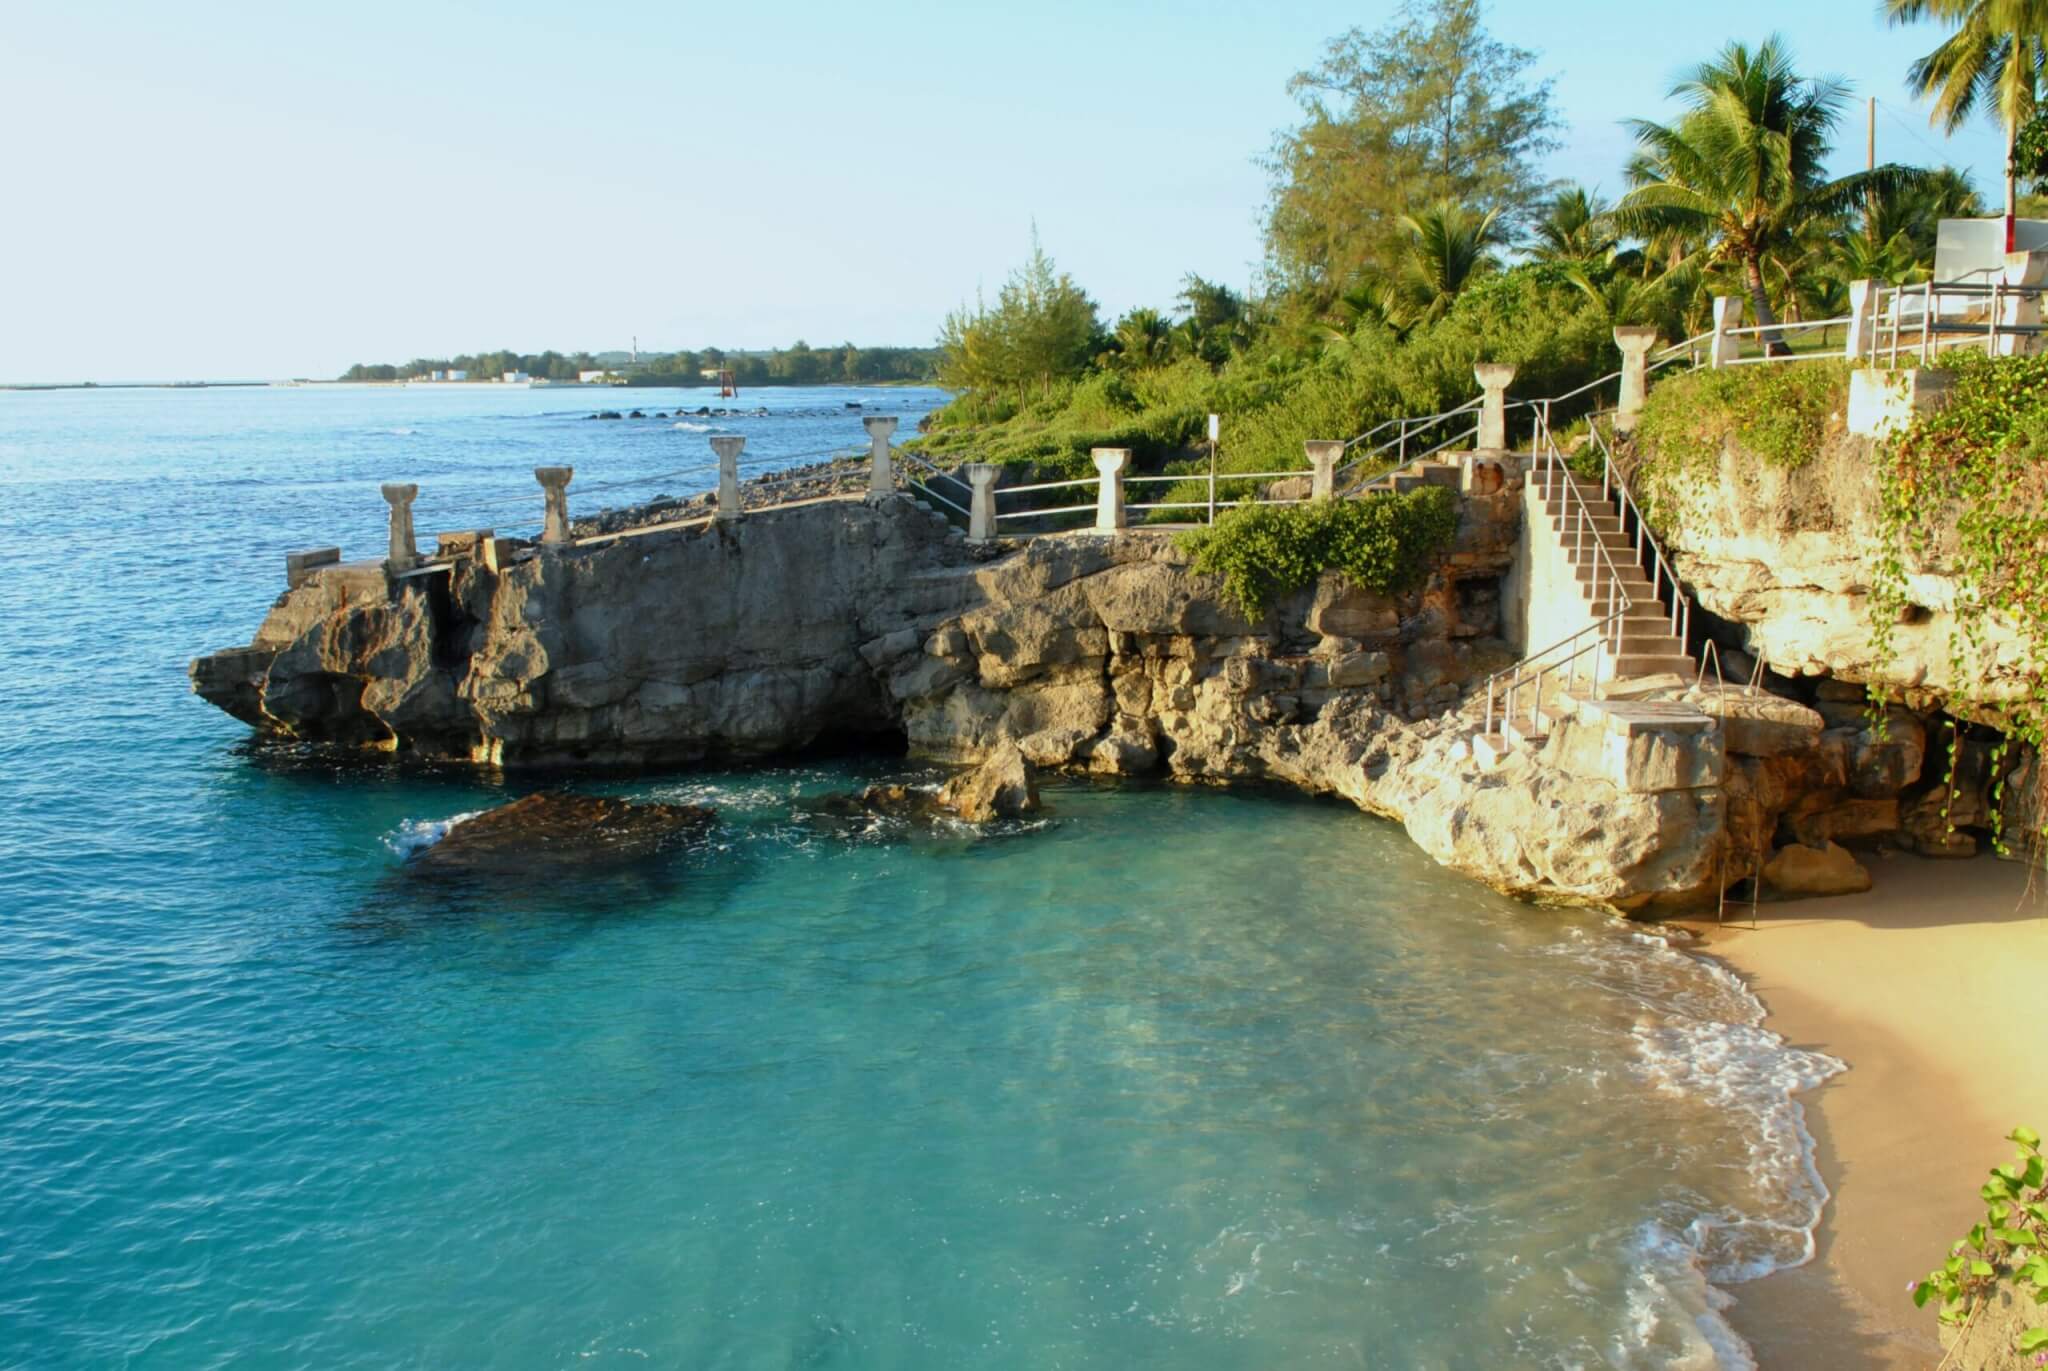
<box><xmin>502</xmin><ymin>370</ymin><xmax>529</xmax><ymax>384</ymax></box>
<box><xmin>579</xmin><ymin>369</ymin><xmax>617</xmax><ymax>385</ymax></box>
<box><xmin>446</xmin><ymin>369</ymin><xmax>468</xmax><ymax>382</ymax></box>
<box><xmin>700</xmin><ymin>367</ymin><xmax>723</xmax><ymax>379</ymax></box>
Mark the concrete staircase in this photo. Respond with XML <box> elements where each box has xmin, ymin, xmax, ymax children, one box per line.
<box><xmin>1530</xmin><ymin>469</ymin><xmax>1694</xmax><ymax>680</ymax></box>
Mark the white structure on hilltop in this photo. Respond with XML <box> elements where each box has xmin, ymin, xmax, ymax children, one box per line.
<box><xmin>502</xmin><ymin>371</ymin><xmax>529</xmax><ymax>384</ymax></box>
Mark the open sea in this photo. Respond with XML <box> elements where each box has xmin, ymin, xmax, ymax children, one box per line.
<box><xmin>0</xmin><ymin>382</ymin><xmax>1839</xmax><ymax>1369</ymax></box>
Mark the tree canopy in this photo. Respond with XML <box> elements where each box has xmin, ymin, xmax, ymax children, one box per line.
<box><xmin>1263</xmin><ymin>0</ymin><xmax>1559</xmax><ymax>299</ymax></box>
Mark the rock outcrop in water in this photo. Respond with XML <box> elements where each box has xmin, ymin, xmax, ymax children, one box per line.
<box><xmin>409</xmin><ymin>792</ymin><xmax>715</xmax><ymax>874</ymax></box>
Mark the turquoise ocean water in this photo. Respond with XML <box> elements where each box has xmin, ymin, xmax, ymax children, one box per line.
<box><xmin>0</xmin><ymin>384</ymin><xmax>1837</xmax><ymax>1369</ymax></box>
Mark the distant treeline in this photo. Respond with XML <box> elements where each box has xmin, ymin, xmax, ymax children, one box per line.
<box><xmin>338</xmin><ymin>342</ymin><xmax>940</xmax><ymax>386</ymax></box>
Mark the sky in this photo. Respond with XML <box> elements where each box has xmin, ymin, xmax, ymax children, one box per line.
<box><xmin>0</xmin><ymin>0</ymin><xmax>2013</xmax><ymax>383</ymax></box>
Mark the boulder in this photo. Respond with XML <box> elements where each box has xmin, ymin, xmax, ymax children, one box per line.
<box><xmin>1763</xmin><ymin>841</ymin><xmax>1872</xmax><ymax>897</ymax></box>
<box><xmin>1685</xmin><ymin>689</ymin><xmax>1825</xmax><ymax>758</ymax></box>
<box><xmin>936</xmin><ymin>739</ymin><xmax>1040</xmax><ymax>822</ymax></box>
<box><xmin>1900</xmin><ymin>787</ymin><xmax>1981</xmax><ymax>858</ymax></box>
<box><xmin>409</xmin><ymin>792</ymin><xmax>715</xmax><ymax>873</ymax></box>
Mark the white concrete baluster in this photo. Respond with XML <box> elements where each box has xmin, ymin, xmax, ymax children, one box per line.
<box><xmin>1091</xmin><ymin>448</ymin><xmax>1128</xmax><ymax>531</ymax></box>
<box><xmin>710</xmin><ymin>436</ymin><xmax>745</xmax><ymax>519</ymax></box>
<box><xmin>1304</xmin><ymin>441</ymin><xmax>1342</xmax><ymax>500</ymax></box>
<box><xmin>382</xmin><ymin>483</ymin><xmax>419</xmax><ymax>572</ymax></box>
<box><xmin>1845</xmin><ymin>279</ymin><xmax>1876</xmax><ymax>361</ymax></box>
<box><xmin>966</xmin><ymin>464</ymin><xmax>999</xmax><ymax>542</ymax></box>
<box><xmin>1710</xmin><ymin>296</ymin><xmax>1741</xmax><ymax>368</ymax></box>
<box><xmin>535</xmin><ymin>466</ymin><xmax>574</xmax><ymax>545</ymax></box>
<box><xmin>863</xmin><ymin>416</ymin><xmax>899</xmax><ymax>499</ymax></box>
<box><xmin>1613</xmin><ymin>327</ymin><xmax>1658</xmax><ymax>432</ymax></box>
<box><xmin>1473</xmin><ymin>363</ymin><xmax>1515</xmax><ymax>450</ymax></box>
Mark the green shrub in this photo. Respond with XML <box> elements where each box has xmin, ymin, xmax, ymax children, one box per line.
<box><xmin>1633</xmin><ymin>361</ymin><xmax>1850</xmax><ymax>478</ymax></box>
<box><xmin>1910</xmin><ymin>1126</ymin><xmax>2047</xmax><ymax>1358</ymax></box>
<box><xmin>1173</xmin><ymin>487</ymin><xmax>1459</xmax><ymax>619</ymax></box>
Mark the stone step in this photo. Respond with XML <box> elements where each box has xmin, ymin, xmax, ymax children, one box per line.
<box><xmin>1611</xmin><ymin>652</ymin><xmax>1696</xmax><ymax>677</ymax></box>
<box><xmin>1417</xmin><ymin>461</ymin><xmax>1463</xmax><ymax>489</ymax></box>
<box><xmin>1389</xmin><ymin>472</ymin><xmax>1424</xmax><ymax>493</ymax></box>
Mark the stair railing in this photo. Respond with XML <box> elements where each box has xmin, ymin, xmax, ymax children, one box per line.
<box><xmin>1480</xmin><ymin>407</ymin><xmax>1636</xmax><ymax>736</ymax></box>
<box><xmin>1585</xmin><ymin>414</ymin><xmax>1691</xmax><ymax>648</ymax></box>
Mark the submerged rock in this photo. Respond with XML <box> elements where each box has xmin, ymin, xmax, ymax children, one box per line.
<box><xmin>408</xmin><ymin>792</ymin><xmax>714</xmax><ymax>873</ymax></box>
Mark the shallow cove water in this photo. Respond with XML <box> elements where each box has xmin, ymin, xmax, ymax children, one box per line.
<box><xmin>0</xmin><ymin>384</ymin><xmax>1837</xmax><ymax>1368</ymax></box>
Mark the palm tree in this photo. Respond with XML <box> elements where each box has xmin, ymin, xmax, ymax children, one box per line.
<box><xmin>1531</xmin><ymin>186</ymin><xmax>1619</xmax><ymax>264</ymax></box>
<box><xmin>1615</xmin><ymin>37</ymin><xmax>1925</xmax><ymax>351</ymax></box>
<box><xmin>1386</xmin><ymin>200</ymin><xmax>1504</xmax><ymax>325</ymax></box>
<box><xmin>1105</xmin><ymin>308</ymin><xmax>1172</xmax><ymax>371</ymax></box>
<box><xmin>1885</xmin><ymin>0</ymin><xmax>2048</xmax><ymax>235</ymax></box>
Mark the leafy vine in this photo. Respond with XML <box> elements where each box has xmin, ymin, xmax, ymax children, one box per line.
<box><xmin>1867</xmin><ymin>353</ymin><xmax>2048</xmax><ymax>854</ymax></box>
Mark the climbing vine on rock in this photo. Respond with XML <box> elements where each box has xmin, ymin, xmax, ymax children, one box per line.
<box><xmin>1869</xmin><ymin>353</ymin><xmax>2048</xmax><ymax>852</ymax></box>
<box><xmin>1175</xmin><ymin>486</ymin><xmax>1459</xmax><ymax>619</ymax></box>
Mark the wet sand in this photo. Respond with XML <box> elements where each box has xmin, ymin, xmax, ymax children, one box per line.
<box><xmin>1678</xmin><ymin>852</ymin><xmax>2047</xmax><ymax>1370</ymax></box>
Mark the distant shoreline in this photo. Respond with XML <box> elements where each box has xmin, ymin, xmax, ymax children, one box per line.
<box><xmin>1</xmin><ymin>378</ymin><xmax>939</xmax><ymax>393</ymax></box>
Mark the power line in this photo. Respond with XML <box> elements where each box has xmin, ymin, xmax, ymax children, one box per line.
<box><xmin>1876</xmin><ymin>98</ymin><xmax>1959</xmax><ymax>168</ymax></box>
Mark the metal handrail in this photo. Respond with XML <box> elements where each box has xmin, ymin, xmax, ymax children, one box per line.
<box><xmin>1586</xmin><ymin>414</ymin><xmax>1690</xmax><ymax>646</ymax></box>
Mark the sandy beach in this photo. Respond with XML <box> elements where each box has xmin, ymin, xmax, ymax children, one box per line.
<box><xmin>1679</xmin><ymin>852</ymin><xmax>2047</xmax><ymax>1370</ymax></box>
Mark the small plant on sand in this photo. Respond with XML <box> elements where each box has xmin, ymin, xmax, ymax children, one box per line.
<box><xmin>1174</xmin><ymin>486</ymin><xmax>1458</xmax><ymax>619</ymax></box>
<box><xmin>1910</xmin><ymin>1126</ymin><xmax>2048</xmax><ymax>1358</ymax></box>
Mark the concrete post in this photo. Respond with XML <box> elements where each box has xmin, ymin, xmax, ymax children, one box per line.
<box><xmin>710</xmin><ymin>435</ymin><xmax>745</xmax><ymax>519</ymax></box>
<box><xmin>534</xmin><ymin>466</ymin><xmax>573</xmax><ymax>544</ymax></box>
<box><xmin>1710</xmin><ymin>296</ymin><xmax>1741</xmax><ymax>368</ymax></box>
<box><xmin>1091</xmin><ymin>448</ymin><xmax>1128</xmax><ymax>530</ymax></box>
<box><xmin>1845</xmin><ymin>279</ymin><xmax>1877</xmax><ymax>361</ymax></box>
<box><xmin>1304</xmin><ymin>440</ymin><xmax>1343</xmax><ymax>500</ymax></box>
<box><xmin>381</xmin><ymin>483</ymin><xmax>419</xmax><ymax>572</ymax></box>
<box><xmin>862</xmin><ymin>415</ymin><xmax>899</xmax><ymax>498</ymax></box>
<box><xmin>966</xmin><ymin>463</ymin><xmax>1000</xmax><ymax>542</ymax></box>
<box><xmin>1473</xmin><ymin>363</ymin><xmax>1515</xmax><ymax>450</ymax></box>
<box><xmin>1612</xmin><ymin>327</ymin><xmax>1658</xmax><ymax>433</ymax></box>
<box><xmin>1999</xmin><ymin>250</ymin><xmax>2048</xmax><ymax>356</ymax></box>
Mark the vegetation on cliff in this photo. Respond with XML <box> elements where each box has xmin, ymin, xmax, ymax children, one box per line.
<box><xmin>1871</xmin><ymin>352</ymin><xmax>2048</xmax><ymax>848</ymax></box>
<box><xmin>1630</xmin><ymin>362</ymin><xmax>1850</xmax><ymax>487</ymax></box>
<box><xmin>915</xmin><ymin>2</ymin><xmax>1976</xmax><ymax>489</ymax></box>
<box><xmin>1174</xmin><ymin>487</ymin><xmax>1459</xmax><ymax>618</ymax></box>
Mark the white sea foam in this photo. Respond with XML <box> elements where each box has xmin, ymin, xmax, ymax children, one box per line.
<box><xmin>671</xmin><ymin>420</ymin><xmax>714</xmax><ymax>432</ymax></box>
<box><xmin>385</xmin><ymin>809</ymin><xmax>483</xmax><ymax>860</ymax></box>
<box><xmin>1586</xmin><ymin>929</ymin><xmax>1844</xmax><ymax>1367</ymax></box>
<box><xmin>381</xmin><ymin>426</ymin><xmax>418</xmax><ymax>437</ymax></box>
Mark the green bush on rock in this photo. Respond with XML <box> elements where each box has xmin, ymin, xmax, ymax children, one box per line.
<box><xmin>1174</xmin><ymin>487</ymin><xmax>1459</xmax><ymax>619</ymax></box>
<box><xmin>1632</xmin><ymin>360</ymin><xmax>1850</xmax><ymax>481</ymax></box>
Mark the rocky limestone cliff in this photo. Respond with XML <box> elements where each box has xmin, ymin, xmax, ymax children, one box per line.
<box><xmin>196</xmin><ymin>487</ymin><xmax>1745</xmax><ymax>908</ymax></box>
<box><xmin>1639</xmin><ymin>428</ymin><xmax>2029</xmax><ymax>713</ymax></box>
<box><xmin>1630</xmin><ymin>425</ymin><xmax>2042</xmax><ymax>866</ymax></box>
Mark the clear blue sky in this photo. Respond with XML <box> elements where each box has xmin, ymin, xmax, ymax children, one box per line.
<box><xmin>0</xmin><ymin>0</ymin><xmax>2010</xmax><ymax>383</ymax></box>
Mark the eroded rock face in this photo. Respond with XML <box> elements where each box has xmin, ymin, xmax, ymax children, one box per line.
<box><xmin>409</xmin><ymin>793</ymin><xmax>715</xmax><ymax>873</ymax></box>
<box><xmin>191</xmin><ymin>492</ymin><xmax>1522</xmax><ymax>777</ymax></box>
<box><xmin>1642</xmin><ymin>429</ymin><xmax>2031</xmax><ymax>716</ymax></box>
